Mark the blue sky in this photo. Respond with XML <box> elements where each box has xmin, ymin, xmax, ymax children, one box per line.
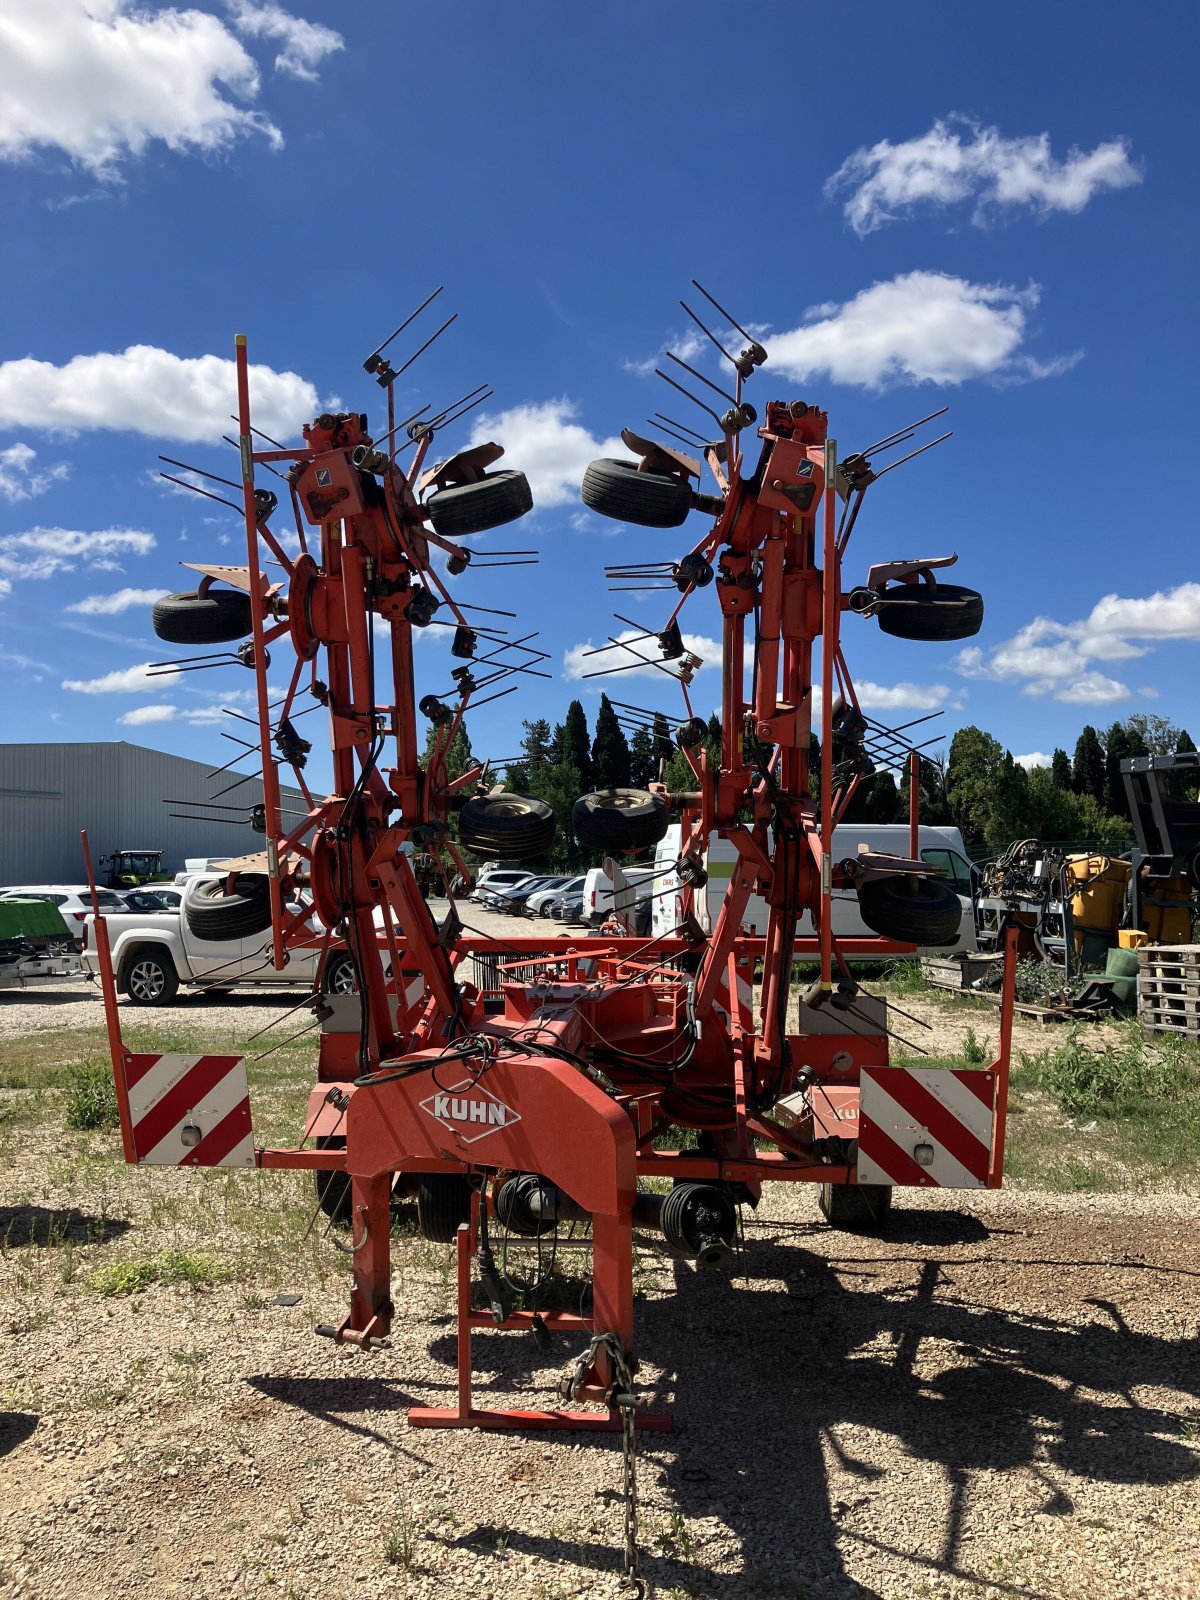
<box><xmin>1</xmin><ymin>0</ymin><xmax>1197</xmax><ymax>795</ymax></box>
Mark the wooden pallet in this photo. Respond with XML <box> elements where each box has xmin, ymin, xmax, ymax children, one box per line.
<box><xmin>1137</xmin><ymin>945</ymin><xmax>1200</xmax><ymax>1036</ymax></box>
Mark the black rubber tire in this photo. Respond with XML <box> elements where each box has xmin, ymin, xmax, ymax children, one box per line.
<box><xmin>416</xmin><ymin>1174</ymin><xmax>473</xmax><ymax>1243</ymax></box>
<box><xmin>857</xmin><ymin>875</ymin><xmax>963</xmax><ymax>946</ymax></box>
<box><xmin>819</xmin><ymin>1182</ymin><xmax>892</xmax><ymax>1231</ymax></box>
<box><xmin>426</xmin><ymin>471</ymin><xmax>532</xmax><ymax>537</ymax></box>
<box><xmin>572</xmin><ymin>788</ymin><xmax>669</xmax><ymax>852</ymax></box>
<box><xmin>581</xmin><ymin>458</ymin><xmax>692</xmax><ymax>528</ymax></box>
<box><xmin>876</xmin><ymin>582</ymin><xmax>984</xmax><ymax>642</ymax></box>
<box><xmin>185</xmin><ymin>874</ymin><xmax>273</xmax><ymax>941</ymax></box>
<box><xmin>314</xmin><ymin>1135</ymin><xmax>350</xmax><ymax>1224</ymax></box>
<box><xmin>152</xmin><ymin>588</ymin><xmax>254</xmax><ymax>645</ymax></box>
<box><xmin>322</xmin><ymin>951</ymin><xmax>358</xmax><ymax>995</ymax></box>
<box><xmin>1187</xmin><ymin>846</ymin><xmax>1200</xmax><ymax>893</ymax></box>
<box><xmin>121</xmin><ymin>946</ymin><xmax>179</xmax><ymax>1007</ymax></box>
<box><xmin>458</xmin><ymin>794</ymin><xmax>556</xmax><ymax>858</ymax></box>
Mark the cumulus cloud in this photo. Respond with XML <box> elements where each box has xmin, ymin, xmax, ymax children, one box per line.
<box><xmin>0</xmin><ymin>345</ymin><xmax>318</xmax><ymax>444</ymax></box>
<box><xmin>827</xmin><ymin>116</ymin><xmax>1141</xmax><ymax>235</ymax></box>
<box><xmin>469</xmin><ymin>401</ymin><xmax>626</xmax><ymax>509</ymax></box>
<box><xmin>1014</xmin><ymin>751</ymin><xmax>1052</xmax><ymax>769</ymax></box>
<box><xmin>563</xmin><ymin>628</ymin><xmax>721</xmax><ymax>682</ymax></box>
<box><xmin>0</xmin><ymin>443</ymin><xmax>70</xmax><ymax>503</ymax></box>
<box><xmin>225</xmin><ymin>2</ymin><xmax>343</xmax><ymax>82</ymax></box>
<box><xmin>62</xmin><ymin>662</ymin><xmax>178</xmax><ymax>694</ymax></box>
<box><xmin>769</xmin><ymin>272</ymin><xmax>1078</xmax><ymax>389</ymax></box>
<box><xmin>0</xmin><ymin>526</ymin><xmax>155</xmax><ymax>586</ymax></box>
<box><xmin>118</xmin><ymin>703</ymin><xmax>178</xmax><ymax>725</ymax></box>
<box><xmin>0</xmin><ymin>0</ymin><xmax>282</xmax><ymax>178</ymax></box>
<box><xmin>854</xmin><ymin>680</ymin><xmax>964</xmax><ymax>712</ymax></box>
<box><xmin>954</xmin><ymin>582</ymin><xmax>1200</xmax><ymax>704</ymax></box>
<box><xmin>66</xmin><ymin>587</ymin><xmax>168</xmax><ymax>615</ymax></box>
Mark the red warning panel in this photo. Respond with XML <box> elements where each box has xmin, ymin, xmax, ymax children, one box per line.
<box><xmin>124</xmin><ymin>1053</ymin><xmax>254</xmax><ymax>1168</ymax></box>
<box><xmin>857</xmin><ymin>1066</ymin><xmax>994</xmax><ymax>1188</ymax></box>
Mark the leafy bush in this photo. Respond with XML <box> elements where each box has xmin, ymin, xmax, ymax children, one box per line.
<box><xmin>1036</xmin><ymin>1024</ymin><xmax>1199</xmax><ymax>1116</ymax></box>
<box><xmin>963</xmin><ymin>1026</ymin><xmax>990</xmax><ymax>1064</ymax></box>
<box><xmin>63</xmin><ymin>1059</ymin><xmax>119</xmax><ymax>1132</ymax></box>
<box><xmin>88</xmin><ymin>1250</ymin><xmax>230</xmax><ymax>1297</ymax></box>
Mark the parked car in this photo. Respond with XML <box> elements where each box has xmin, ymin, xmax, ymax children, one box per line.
<box><xmin>582</xmin><ymin>863</ymin><xmax>660</xmax><ymax>926</ymax></box>
<box><xmin>493</xmin><ymin>875</ymin><xmax>567</xmax><ymax>914</ymax></box>
<box><xmin>473</xmin><ymin>869</ymin><xmax>536</xmax><ymax>903</ymax></box>
<box><xmin>528</xmin><ymin>875</ymin><xmax>583</xmax><ymax>916</ymax></box>
<box><xmin>554</xmin><ymin>893</ymin><xmax>587</xmax><ymax>924</ymax></box>
<box><xmin>118</xmin><ymin>887</ymin><xmax>182</xmax><ymax>913</ymax></box>
<box><xmin>81</xmin><ymin>873</ymin><xmax>352</xmax><ymax>1006</ymax></box>
<box><xmin>0</xmin><ymin>884</ymin><xmax>127</xmax><ymax>947</ymax></box>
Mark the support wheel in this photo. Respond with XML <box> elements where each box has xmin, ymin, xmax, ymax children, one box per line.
<box><xmin>185</xmin><ymin>874</ymin><xmax>273</xmax><ymax>941</ymax></box>
<box><xmin>152</xmin><ymin>589</ymin><xmax>254</xmax><ymax>645</ymax></box>
<box><xmin>581</xmin><ymin>458</ymin><xmax>692</xmax><ymax>528</ymax></box>
<box><xmin>857</xmin><ymin>874</ymin><xmax>963</xmax><ymax>945</ymax></box>
<box><xmin>458</xmin><ymin>793</ymin><xmax>555</xmax><ymax>858</ymax></box>
<box><xmin>572</xmin><ymin>788</ymin><xmax>668</xmax><ymax>852</ymax></box>
<box><xmin>819</xmin><ymin>1182</ymin><xmax>891</xmax><ymax>1231</ymax></box>
<box><xmin>876</xmin><ymin>583</ymin><xmax>984</xmax><ymax>642</ymax></box>
<box><xmin>417</xmin><ymin>1174</ymin><xmax>473</xmax><ymax>1242</ymax></box>
<box><xmin>426</xmin><ymin>471</ymin><xmax>532</xmax><ymax>536</ymax></box>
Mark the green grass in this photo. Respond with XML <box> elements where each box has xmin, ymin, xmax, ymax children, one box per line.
<box><xmin>63</xmin><ymin>1057</ymin><xmax>120</xmax><ymax>1131</ymax></box>
<box><xmin>87</xmin><ymin>1248</ymin><xmax>232</xmax><ymax>1296</ymax></box>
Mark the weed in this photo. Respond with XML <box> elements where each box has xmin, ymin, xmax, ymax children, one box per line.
<box><xmin>382</xmin><ymin>1505</ymin><xmax>416</xmax><ymax>1569</ymax></box>
<box><xmin>882</xmin><ymin>959</ymin><xmax>929</xmax><ymax>997</ymax></box>
<box><xmin>962</xmin><ymin>1026</ymin><xmax>990</xmax><ymax>1065</ymax></box>
<box><xmin>87</xmin><ymin>1250</ymin><xmax>231</xmax><ymax>1297</ymax></box>
<box><xmin>63</xmin><ymin>1058</ymin><xmax>119</xmax><ymax>1132</ymax></box>
<box><xmin>657</xmin><ymin>1508</ymin><xmax>695</xmax><ymax>1558</ymax></box>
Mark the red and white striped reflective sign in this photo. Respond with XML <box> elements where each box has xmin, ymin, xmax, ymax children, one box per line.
<box><xmin>857</xmin><ymin>1066</ymin><xmax>994</xmax><ymax>1188</ymax></box>
<box><xmin>124</xmin><ymin>1053</ymin><xmax>254</xmax><ymax>1168</ymax></box>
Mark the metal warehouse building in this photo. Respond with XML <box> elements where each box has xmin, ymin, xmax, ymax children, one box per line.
<box><xmin>0</xmin><ymin>741</ymin><xmax>309</xmax><ymax>886</ymax></box>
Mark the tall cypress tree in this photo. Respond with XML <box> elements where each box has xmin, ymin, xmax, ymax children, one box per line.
<box><xmin>652</xmin><ymin>712</ymin><xmax>674</xmax><ymax>776</ymax></box>
<box><xmin>1072</xmin><ymin>725</ymin><xmax>1106</xmax><ymax>802</ymax></box>
<box><xmin>559</xmin><ymin>700</ymin><xmax>593</xmax><ymax>792</ymax></box>
<box><xmin>629</xmin><ymin>724</ymin><xmax>655</xmax><ymax>788</ymax></box>
<box><xmin>591</xmin><ymin>694</ymin><xmax>631</xmax><ymax>789</ymax></box>
<box><xmin>1050</xmin><ymin>747</ymin><xmax>1072</xmax><ymax>790</ymax></box>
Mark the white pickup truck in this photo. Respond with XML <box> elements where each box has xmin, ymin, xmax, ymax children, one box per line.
<box><xmin>81</xmin><ymin>873</ymin><xmax>355</xmax><ymax>1006</ymax></box>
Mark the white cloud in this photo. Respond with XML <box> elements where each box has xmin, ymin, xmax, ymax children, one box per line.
<box><xmin>0</xmin><ymin>443</ymin><xmax>70</xmax><ymax>502</ymax></box>
<box><xmin>1014</xmin><ymin>751</ymin><xmax>1051</xmax><ymax>769</ymax></box>
<box><xmin>118</xmin><ymin>703</ymin><xmax>178</xmax><ymax>725</ymax></box>
<box><xmin>0</xmin><ymin>345</ymin><xmax>317</xmax><ymax>445</ymax></box>
<box><xmin>66</xmin><ymin>587</ymin><xmax>169</xmax><ymax>615</ymax></box>
<box><xmin>827</xmin><ymin>116</ymin><xmax>1141</xmax><ymax>235</ymax></box>
<box><xmin>855</xmin><ymin>680</ymin><xmax>963</xmax><ymax>712</ymax></box>
<box><xmin>563</xmin><ymin>628</ymin><xmax>722</xmax><ymax>682</ymax></box>
<box><xmin>62</xmin><ymin>662</ymin><xmax>179</xmax><ymax>694</ymax></box>
<box><xmin>769</xmin><ymin>272</ymin><xmax>1077</xmax><ymax>389</ymax></box>
<box><xmin>225</xmin><ymin>3</ymin><xmax>343</xmax><ymax>82</ymax></box>
<box><xmin>469</xmin><ymin>400</ymin><xmax>626</xmax><ymax>509</ymax></box>
<box><xmin>622</xmin><ymin>326</ymin><xmax>707</xmax><ymax>379</ymax></box>
<box><xmin>954</xmin><ymin>582</ymin><xmax>1200</xmax><ymax>704</ymax></box>
<box><xmin>0</xmin><ymin>0</ymin><xmax>282</xmax><ymax>179</ymax></box>
<box><xmin>0</xmin><ymin>526</ymin><xmax>155</xmax><ymax>586</ymax></box>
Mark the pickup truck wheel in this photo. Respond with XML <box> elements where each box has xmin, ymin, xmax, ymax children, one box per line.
<box><xmin>186</xmin><ymin>874</ymin><xmax>273</xmax><ymax>941</ymax></box>
<box><xmin>323</xmin><ymin>952</ymin><xmax>358</xmax><ymax>995</ymax></box>
<box><xmin>123</xmin><ymin>948</ymin><xmax>179</xmax><ymax>1006</ymax></box>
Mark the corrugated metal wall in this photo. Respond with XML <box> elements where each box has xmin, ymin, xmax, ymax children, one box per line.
<box><xmin>0</xmin><ymin>742</ymin><xmax>310</xmax><ymax>885</ymax></box>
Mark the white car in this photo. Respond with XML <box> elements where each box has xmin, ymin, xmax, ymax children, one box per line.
<box><xmin>0</xmin><ymin>884</ymin><xmax>128</xmax><ymax>945</ymax></box>
<box><xmin>473</xmin><ymin>869</ymin><xmax>536</xmax><ymax>902</ymax></box>
<box><xmin>527</xmin><ymin>875</ymin><xmax>584</xmax><ymax>916</ymax></box>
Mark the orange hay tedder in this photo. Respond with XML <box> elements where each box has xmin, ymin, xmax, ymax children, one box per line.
<box><xmin>87</xmin><ymin>285</ymin><xmax>1016</xmax><ymax>1590</ymax></box>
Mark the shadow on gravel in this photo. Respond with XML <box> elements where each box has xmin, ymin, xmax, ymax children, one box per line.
<box><xmin>245</xmin><ymin>1372</ymin><xmax>452</xmax><ymax>1454</ymax></box>
<box><xmin>0</xmin><ymin>1204</ymin><xmax>130</xmax><ymax>1248</ymax></box>
<box><xmin>0</xmin><ymin>1412</ymin><xmax>37</xmax><ymax>1458</ymax></box>
<box><xmin>407</xmin><ymin>1232</ymin><xmax>1200</xmax><ymax>1600</ymax></box>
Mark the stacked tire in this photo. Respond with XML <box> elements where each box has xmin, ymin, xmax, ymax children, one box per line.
<box><xmin>457</xmin><ymin>793</ymin><xmax>556</xmax><ymax>860</ymax></box>
<box><xmin>572</xmin><ymin>788</ymin><xmax>669</xmax><ymax>853</ymax></box>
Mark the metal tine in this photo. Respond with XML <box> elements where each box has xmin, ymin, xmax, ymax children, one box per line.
<box><xmin>394</xmin><ymin>312</ymin><xmax>458</xmax><ymax>378</ymax></box>
<box><xmin>650</xmin><ymin>418</ymin><xmax>711</xmax><ymax>453</ymax></box>
<box><xmin>664</xmin><ymin>350</ymin><xmax>738</xmax><ymax>408</ymax></box>
<box><xmin>413</xmin><ymin>388</ymin><xmax>493</xmax><ymax>442</ymax></box>
<box><xmin>861</xmin><ymin>708</ymin><xmax>944</xmax><ymax>738</ymax></box>
<box><xmin>654</xmin><ymin>367</ymin><xmax>724</xmax><ymax>431</ymax></box>
<box><xmin>223</xmin><ymin>435</ymin><xmax>287</xmax><ymax>480</ymax></box>
<box><xmin>473</xmin><ymin>631</ymin><xmax>550</xmax><ymax>664</ymax></box>
<box><xmin>205</xmin><ymin>747</ymin><xmax>255</xmax><ymax>781</ymax></box>
<box><xmin>427</xmin><ymin>619</ymin><xmax>509</xmax><ymax>640</ymax></box>
<box><xmin>423</xmin><ymin>383</ymin><xmax>491</xmax><ymax>432</ymax></box>
<box><xmin>679</xmin><ymin>299</ymin><xmax>741</xmax><ymax>372</ymax></box>
<box><xmin>611</xmin><ymin>699</ymin><xmax>674</xmax><ymax>719</ymax></box>
<box><xmin>165</xmin><ymin>796</ymin><xmax>258</xmax><ymax>812</ymax></box>
<box><xmin>220</xmin><ymin>730</ymin><xmax>258</xmax><ymax>750</ymax></box>
<box><xmin>467</xmin><ymin>684</ymin><xmax>520</xmax><ymax>710</ymax></box>
<box><xmin>579</xmin><ymin>627</ymin><xmax>656</xmax><ymax>658</ymax></box>
<box><xmin>366</xmin><ymin>285</ymin><xmax>444</xmax><ymax>364</ymax></box>
<box><xmin>609</xmin><ymin>585</ymin><xmax>676</xmax><ymax>592</ymax></box>
<box><xmin>211</xmin><ymin>770</ymin><xmax>262</xmax><ymax>799</ymax></box>
<box><xmin>160</xmin><ymin>454</ymin><xmax>242</xmax><ymax>493</ymax></box>
<box><xmin>472</xmin><ymin>658</ymin><xmax>552</xmax><ymax>684</ymax></box>
<box><xmin>860</xmin><ymin>429</ymin><xmax>916</xmax><ymax>459</ymax></box>
<box><xmin>582</xmin><ymin>636</ymin><xmax>679</xmax><ymax>681</ymax></box>
<box><xmin>469</xmin><ymin>559</ymin><xmax>538</xmax><ymax>569</ymax></box>
<box><xmin>159</xmin><ymin>473</ymin><xmax>243</xmax><ymax>516</ymax></box>
<box><xmin>690</xmin><ymin>278</ymin><xmax>759</xmax><ymax>348</ymax></box>
<box><xmin>858</xmin><ymin>406</ymin><xmax>949</xmax><ymax>459</ymax></box>
<box><xmin>871</xmin><ymin>431</ymin><xmax>953</xmax><ymax>481</ymax></box>
<box><xmin>368</xmin><ymin>403</ymin><xmax>431</xmax><ymax>454</ymax></box>
<box><xmin>456</xmin><ymin>602</ymin><xmax>517</xmax><ymax>618</ymax></box>
<box><xmin>653</xmin><ymin>411</ymin><xmax>710</xmax><ymax>446</ymax></box>
<box><xmin>229</xmin><ymin>415</ymin><xmax>289</xmax><ymax>451</ymax></box>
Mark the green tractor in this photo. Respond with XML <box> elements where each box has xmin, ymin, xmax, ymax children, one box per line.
<box><xmin>100</xmin><ymin>849</ymin><xmax>169</xmax><ymax>889</ymax></box>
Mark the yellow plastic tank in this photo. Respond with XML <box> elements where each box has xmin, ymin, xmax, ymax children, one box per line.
<box><xmin>1065</xmin><ymin>854</ymin><xmax>1131</xmax><ymax>958</ymax></box>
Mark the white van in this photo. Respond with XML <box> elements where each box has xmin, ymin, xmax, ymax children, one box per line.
<box><xmin>583</xmin><ymin>863</ymin><xmax>660</xmax><ymax>926</ymax></box>
<box><xmin>650</xmin><ymin>823</ymin><xmax>976</xmax><ymax>952</ymax></box>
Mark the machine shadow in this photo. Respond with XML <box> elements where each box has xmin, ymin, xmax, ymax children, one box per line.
<box><xmin>0</xmin><ymin>1412</ymin><xmax>38</xmax><ymax>1459</ymax></box>
<box><xmin>0</xmin><ymin>1204</ymin><xmax>130</xmax><ymax>1247</ymax></box>
<box><xmin>245</xmin><ymin>1372</ymin><xmax>450</xmax><ymax>1454</ymax></box>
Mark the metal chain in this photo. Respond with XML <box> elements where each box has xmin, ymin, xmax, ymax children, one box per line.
<box><xmin>560</xmin><ymin>1332</ymin><xmax>645</xmax><ymax>1597</ymax></box>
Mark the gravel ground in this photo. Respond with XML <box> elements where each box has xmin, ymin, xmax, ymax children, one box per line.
<box><xmin>2</xmin><ymin>937</ymin><xmax>1197</xmax><ymax>1598</ymax></box>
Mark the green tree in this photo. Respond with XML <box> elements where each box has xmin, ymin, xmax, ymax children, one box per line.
<box><xmin>420</xmin><ymin>718</ymin><xmax>474</xmax><ymax>781</ymax></box>
<box><xmin>945</xmin><ymin>726</ymin><xmax>1006</xmax><ymax>850</ymax></box>
<box><xmin>705</xmin><ymin>712</ymin><xmax>723</xmax><ymax>769</ymax></box>
<box><xmin>862</xmin><ymin>769</ymin><xmax>900</xmax><ymax>823</ymax></box>
<box><xmin>520</xmin><ymin>717</ymin><xmax>553</xmax><ymax>770</ymax></box>
<box><xmin>1123</xmin><ymin>713</ymin><xmax>1183</xmax><ymax>756</ymax></box>
<box><xmin>1103</xmin><ymin>720</ymin><xmax>1145</xmax><ymax>819</ymax></box>
<box><xmin>654</xmin><ymin>713</ymin><xmax>675</xmax><ymax>776</ymax></box>
<box><xmin>1172</xmin><ymin>729</ymin><xmax>1199</xmax><ymax>802</ymax></box>
<box><xmin>591</xmin><ymin>694</ymin><xmax>631</xmax><ymax>789</ymax></box>
<box><xmin>1050</xmin><ymin>748</ymin><xmax>1072</xmax><ymax>789</ymax></box>
<box><xmin>555</xmin><ymin>700</ymin><xmax>593</xmax><ymax>792</ymax></box>
<box><xmin>1072</xmin><ymin>725</ymin><xmax>1106</xmax><ymax>803</ymax></box>
<box><xmin>629</xmin><ymin>724</ymin><xmax>655</xmax><ymax>788</ymax></box>
<box><xmin>526</xmin><ymin>761</ymin><xmax>585</xmax><ymax>870</ymax></box>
